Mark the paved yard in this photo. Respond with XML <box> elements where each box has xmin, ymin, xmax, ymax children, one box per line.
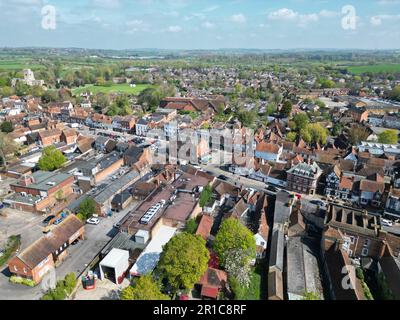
<box><xmin>73</xmin><ymin>278</ymin><xmax>130</xmax><ymax>300</ymax></box>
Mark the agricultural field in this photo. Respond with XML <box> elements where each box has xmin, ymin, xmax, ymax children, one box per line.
<box><xmin>346</xmin><ymin>64</ymin><xmax>400</xmax><ymax>75</ymax></box>
<box><xmin>72</xmin><ymin>83</ymin><xmax>153</xmax><ymax>96</ymax></box>
<box><xmin>0</xmin><ymin>59</ymin><xmax>43</xmax><ymax>71</ymax></box>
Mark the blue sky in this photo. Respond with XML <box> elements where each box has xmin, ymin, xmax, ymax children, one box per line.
<box><xmin>0</xmin><ymin>0</ymin><xmax>399</xmax><ymax>49</ymax></box>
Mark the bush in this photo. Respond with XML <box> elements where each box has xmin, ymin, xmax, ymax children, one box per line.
<box><xmin>9</xmin><ymin>276</ymin><xmax>36</xmax><ymax>287</ymax></box>
<box><xmin>41</xmin><ymin>273</ymin><xmax>77</xmax><ymax>300</ymax></box>
<box><xmin>184</xmin><ymin>219</ymin><xmax>198</xmax><ymax>234</ymax></box>
<box><xmin>0</xmin><ymin>235</ymin><xmax>21</xmax><ymax>267</ymax></box>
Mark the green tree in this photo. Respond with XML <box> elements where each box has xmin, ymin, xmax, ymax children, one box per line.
<box><xmin>280</xmin><ymin>100</ymin><xmax>293</xmax><ymax>118</ymax></box>
<box><xmin>286</xmin><ymin>132</ymin><xmax>297</xmax><ymax>142</ymax></box>
<box><xmin>301</xmin><ymin>123</ymin><xmax>328</xmax><ymax>145</ymax></box>
<box><xmin>38</xmin><ymin>146</ymin><xmax>67</xmax><ymax>171</ymax></box>
<box><xmin>0</xmin><ymin>133</ymin><xmax>17</xmax><ymax>169</ymax></box>
<box><xmin>78</xmin><ymin>198</ymin><xmax>96</xmax><ymax>220</ymax></box>
<box><xmin>185</xmin><ymin>218</ymin><xmax>198</xmax><ymax>234</ymax></box>
<box><xmin>156</xmin><ymin>233</ymin><xmax>210</xmax><ymax>292</ymax></box>
<box><xmin>213</xmin><ymin>218</ymin><xmax>256</xmax><ymax>267</ymax></box>
<box><xmin>199</xmin><ymin>183</ymin><xmax>213</xmax><ymax>208</ymax></box>
<box><xmin>293</xmin><ymin>113</ymin><xmax>309</xmax><ymax>132</ymax></box>
<box><xmin>348</xmin><ymin>125</ymin><xmax>370</xmax><ymax>145</ymax></box>
<box><xmin>120</xmin><ymin>275</ymin><xmax>170</xmax><ymax>300</ymax></box>
<box><xmin>0</xmin><ymin>121</ymin><xmax>13</xmax><ymax>133</ymax></box>
<box><xmin>378</xmin><ymin>129</ymin><xmax>398</xmax><ymax>144</ymax></box>
<box><xmin>302</xmin><ymin>291</ymin><xmax>321</xmax><ymax>300</ymax></box>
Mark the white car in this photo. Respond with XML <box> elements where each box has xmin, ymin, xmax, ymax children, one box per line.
<box><xmin>381</xmin><ymin>219</ymin><xmax>393</xmax><ymax>227</ymax></box>
<box><xmin>86</xmin><ymin>217</ymin><xmax>100</xmax><ymax>225</ymax></box>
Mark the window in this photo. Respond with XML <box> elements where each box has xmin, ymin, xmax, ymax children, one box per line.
<box><xmin>349</xmin><ymin>236</ymin><xmax>356</xmax><ymax>244</ymax></box>
<box><xmin>55</xmin><ymin>250</ymin><xmax>58</xmax><ymax>255</ymax></box>
<box><xmin>361</xmin><ymin>248</ymin><xmax>369</xmax><ymax>257</ymax></box>
<box><xmin>363</xmin><ymin>239</ymin><xmax>371</xmax><ymax>247</ymax></box>
<box><xmin>14</xmin><ymin>266</ymin><xmax>18</xmax><ymax>272</ymax></box>
<box><xmin>23</xmin><ymin>267</ymin><xmax>27</xmax><ymax>274</ymax></box>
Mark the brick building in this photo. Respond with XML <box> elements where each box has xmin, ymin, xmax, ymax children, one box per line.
<box><xmin>286</xmin><ymin>161</ymin><xmax>322</xmax><ymax>195</ymax></box>
<box><xmin>8</xmin><ymin>215</ymin><xmax>84</xmax><ymax>283</ymax></box>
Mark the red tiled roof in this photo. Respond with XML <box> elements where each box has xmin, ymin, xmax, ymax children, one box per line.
<box><xmin>196</xmin><ymin>215</ymin><xmax>214</xmax><ymax>240</ymax></box>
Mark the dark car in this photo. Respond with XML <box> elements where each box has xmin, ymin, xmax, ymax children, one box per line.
<box><xmin>71</xmin><ymin>239</ymin><xmax>79</xmax><ymax>245</ymax></box>
<box><xmin>218</xmin><ymin>175</ymin><xmax>228</xmax><ymax>181</ymax></box>
<box><xmin>42</xmin><ymin>215</ymin><xmax>56</xmax><ymax>226</ymax></box>
<box><xmin>267</xmin><ymin>185</ymin><xmax>279</xmax><ymax>192</ymax></box>
<box><xmin>310</xmin><ymin>200</ymin><xmax>326</xmax><ymax>207</ymax></box>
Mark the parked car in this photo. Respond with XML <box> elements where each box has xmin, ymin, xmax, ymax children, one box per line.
<box><xmin>218</xmin><ymin>175</ymin><xmax>228</xmax><ymax>181</ymax></box>
<box><xmin>310</xmin><ymin>200</ymin><xmax>326</xmax><ymax>207</ymax></box>
<box><xmin>42</xmin><ymin>215</ymin><xmax>56</xmax><ymax>226</ymax></box>
<box><xmin>381</xmin><ymin>219</ymin><xmax>393</xmax><ymax>227</ymax></box>
<box><xmin>267</xmin><ymin>185</ymin><xmax>279</xmax><ymax>192</ymax></box>
<box><xmin>53</xmin><ymin>217</ymin><xmax>64</xmax><ymax>225</ymax></box>
<box><xmin>86</xmin><ymin>217</ymin><xmax>100</xmax><ymax>225</ymax></box>
<box><xmin>71</xmin><ymin>239</ymin><xmax>79</xmax><ymax>245</ymax></box>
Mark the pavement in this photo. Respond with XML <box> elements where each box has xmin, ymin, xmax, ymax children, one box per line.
<box><xmin>73</xmin><ymin>278</ymin><xmax>130</xmax><ymax>300</ymax></box>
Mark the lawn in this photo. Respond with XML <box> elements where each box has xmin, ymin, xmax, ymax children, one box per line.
<box><xmin>72</xmin><ymin>83</ymin><xmax>153</xmax><ymax>96</ymax></box>
<box><xmin>230</xmin><ymin>267</ymin><xmax>262</xmax><ymax>300</ymax></box>
<box><xmin>346</xmin><ymin>64</ymin><xmax>400</xmax><ymax>75</ymax></box>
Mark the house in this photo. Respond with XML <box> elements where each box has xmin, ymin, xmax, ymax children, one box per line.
<box><xmin>111</xmin><ymin>191</ymin><xmax>133</xmax><ymax>212</ymax></box>
<box><xmin>160</xmin><ymin>96</ymin><xmax>226</xmax><ymax>114</ymax></box>
<box><xmin>135</xmin><ymin>118</ymin><xmax>149</xmax><ymax>136</ymax></box>
<box><xmin>8</xmin><ymin>215</ymin><xmax>84</xmax><ymax>283</ymax></box>
<box><xmin>7</xmin><ymin>171</ymin><xmax>75</xmax><ymax>214</ymax></box>
<box><xmin>197</xmin><ymin>268</ymin><xmax>228</xmax><ymax>300</ymax></box>
<box><xmin>255</xmin><ymin>141</ymin><xmax>283</xmax><ymax>163</ymax></box>
<box><xmin>347</xmin><ymin>106</ymin><xmax>369</xmax><ymax>123</ymax></box>
<box><xmin>123</xmin><ymin>146</ymin><xmax>151</xmax><ymax>171</ymax></box>
<box><xmin>94</xmin><ymin>136</ymin><xmax>117</xmax><ymax>153</ymax></box>
<box><xmin>286</xmin><ymin>161</ymin><xmax>322</xmax><ymax>195</ymax></box>
<box><xmin>38</xmin><ymin>129</ymin><xmax>61</xmax><ymax>147</ymax></box>
<box><xmin>61</xmin><ymin>129</ymin><xmax>78</xmax><ymax>146</ymax></box>
<box><xmin>358</xmin><ymin>175</ymin><xmax>385</xmax><ymax>206</ymax></box>
<box><xmin>196</xmin><ymin>214</ymin><xmax>214</xmax><ymax>241</ymax></box>
<box><xmin>255</xmin><ymin>211</ymin><xmax>269</xmax><ymax>259</ymax></box>
<box><xmin>385</xmin><ymin>188</ymin><xmax>400</xmax><ymax>220</ymax></box>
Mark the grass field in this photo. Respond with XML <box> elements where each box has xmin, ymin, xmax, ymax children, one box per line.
<box><xmin>0</xmin><ymin>60</ymin><xmax>43</xmax><ymax>71</ymax></box>
<box><xmin>347</xmin><ymin>64</ymin><xmax>400</xmax><ymax>75</ymax></box>
<box><xmin>72</xmin><ymin>83</ymin><xmax>153</xmax><ymax>95</ymax></box>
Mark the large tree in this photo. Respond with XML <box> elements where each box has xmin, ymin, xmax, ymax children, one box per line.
<box><xmin>0</xmin><ymin>121</ymin><xmax>13</xmax><ymax>133</ymax></box>
<box><xmin>37</xmin><ymin>146</ymin><xmax>67</xmax><ymax>171</ymax></box>
<box><xmin>293</xmin><ymin>113</ymin><xmax>309</xmax><ymax>132</ymax></box>
<box><xmin>213</xmin><ymin>218</ymin><xmax>256</xmax><ymax>267</ymax></box>
<box><xmin>280</xmin><ymin>100</ymin><xmax>293</xmax><ymax>118</ymax></box>
<box><xmin>0</xmin><ymin>132</ymin><xmax>17</xmax><ymax>169</ymax></box>
<box><xmin>300</xmin><ymin>123</ymin><xmax>328</xmax><ymax>145</ymax></box>
<box><xmin>378</xmin><ymin>129</ymin><xmax>398</xmax><ymax>144</ymax></box>
<box><xmin>78</xmin><ymin>198</ymin><xmax>96</xmax><ymax>220</ymax></box>
<box><xmin>156</xmin><ymin>233</ymin><xmax>209</xmax><ymax>292</ymax></box>
<box><xmin>347</xmin><ymin>125</ymin><xmax>370</xmax><ymax>145</ymax></box>
<box><xmin>120</xmin><ymin>275</ymin><xmax>170</xmax><ymax>300</ymax></box>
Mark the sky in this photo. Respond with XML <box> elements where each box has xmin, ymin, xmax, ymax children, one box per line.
<box><xmin>0</xmin><ymin>0</ymin><xmax>400</xmax><ymax>50</ymax></box>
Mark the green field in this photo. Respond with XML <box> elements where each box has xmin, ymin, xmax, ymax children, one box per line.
<box><xmin>72</xmin><ymin>83</ymin><xmax>153</xmax><ymax>95</ymax></box>
<box><xmin>0</xmin><ymin>60</ymin><xmax>43</xmax><ymax>71</ymax></box>
<box><xmin>347</xmin><ymin>64</ymin><xmax>400</xmax><ymax>75</ymax></box>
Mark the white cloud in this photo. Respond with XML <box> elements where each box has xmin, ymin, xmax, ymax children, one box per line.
<box><xmin>167</xmin><ymin>25</ymin><xmax>182</xmax><ymax>32</ymax></box>
<box><xmin>231</xmin><ymin>13</ymin><xmax>246</xmax><ymax>24</ymax></box>
<box><xmin>370</xmin><ymin>16</ymin><xmax>382</xmax><ymax>26</ymax></box>
<box><xmin>267</xmin><ymin>8</ymin><xmax>338</xmax><ymax>26</ymax></box>
<box><xmin>92</xmin><ymin>0</ymin><xmax>120</xmax><ymax>9</ymax></box>
<box><xmin>268</xmin><ymin>8</ymin><xmax>298</xmax><ymax>20</ymax></box>
<box><xmin>202</xmin><ymin>21</ymin><xmax>215</xmax><ymax>29</ymax></box>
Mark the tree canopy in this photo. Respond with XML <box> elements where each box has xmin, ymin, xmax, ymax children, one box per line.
<box><xmin>378</xmin><ymin>129</ymin><xmax>398</xmax><ymax>144</ymax></box>
<box><xmin>293</xmin><ymin>113</ymin><xmax>309</xmax><ymax>132</ymax></box>
<box><xmin>37</xmin><ymin>146</ymin><xmax>67</xmax><ymax>171</ymax></box>
<box><xmin>156</xmin><ymin>232</ymin><xmax>209</xmax><ymax>291</ymax></box>
<box><xmin>213</xmin><ymin>218</ymin><xmax>256</xmax><ymax>267</ymax></box>
<box><xmin>120</xmin><ymin>275</ymin><xmax>170</xmax><ymax>300</ymax></box>
<box><xmin>199</xmin><ymin>183</ymin><xmax>213</xmax><ymax>208</ymax></box>
<box><xmin>300</xmin><ymin>123</ymin><xmax>328</xmax><ymax>145</ymax></box>
<box><xmin>0</xmin><ymin>121</ymin><xmax>13</xmax><ymax>133</ymax></box>
<box><xmin>77</xmin><ymin>198</ymin><xmax>96</xmax><ymax>220</ymax></box>
<box><xmin>280</xmin><ymin>100</ymin><xmax>293</xmax><ymax>118</ymax></box>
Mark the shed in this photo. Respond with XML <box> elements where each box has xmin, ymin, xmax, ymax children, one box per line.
<box><xmin>99</xmin><ymin>248</ymin><xmax>130</xmax><ymax>284</ymax></box>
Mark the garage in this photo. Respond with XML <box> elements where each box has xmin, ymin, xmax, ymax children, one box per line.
<box><xmin>99</xmin><ymin>249</ymin><xmax>130</xmax><ymax>284</ymax></box>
